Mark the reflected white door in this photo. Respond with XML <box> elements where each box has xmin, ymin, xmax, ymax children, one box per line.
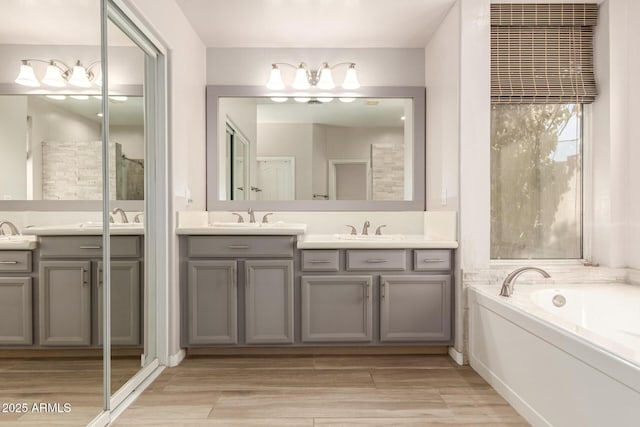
<box><xmin>256</xmin><ymin>157</ymin><xmax>295</xmax><ymax>200</ymax></box>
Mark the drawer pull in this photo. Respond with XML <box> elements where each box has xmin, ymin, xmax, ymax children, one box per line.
<box><xmin>309</xmin><ymin>260</ymin><xmax>331</xmax><ymax>264</ymax></box>
<box><xmin>228</xmin><ymin>245</ymin><xmax>250</xmax><ymax>249</ymax></box>
<box><xmin>366</xmin><ymin>259</ymin><xmax>388</xmax><ymax>263</ymax></box>
<box><xmin>0</xmin><ymin>261</ymin><xmax>18</xmax><ymax>265</ymax></box>
<box><xmin>422</xmin><ymin>258</ymin><xmax>443</xmax><ymax>263</ymax></box>
<box><xmin>80</xmin><ymin>245</ymin><xmax>102</xmax><ymax>250</ymax></box>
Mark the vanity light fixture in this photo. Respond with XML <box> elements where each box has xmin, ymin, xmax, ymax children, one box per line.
<box><xmin>266</xmin><ymin>62</ymin><xmax>360</xmax><ymax>91</ymax></box>
<box><xmin>14</xmin><ymin>59</ymin><xmax>101</xmax><ymax>88</ymax></box>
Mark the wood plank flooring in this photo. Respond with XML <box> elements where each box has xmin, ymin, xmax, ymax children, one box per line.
<box><xmin>0</xmin><ymin>356</ymin><xmax>141</xmax><ymax>426</ymax></box>
<box><xmin>114</xmin><ymin>355</ymin><xmax>529</xmax><ymax>427</ymax></box>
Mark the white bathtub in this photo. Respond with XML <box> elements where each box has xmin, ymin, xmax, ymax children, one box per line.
<box><xmin>469</xmin><ymin>283</ymin><xmax>640</xmax><ymax>427</ymax></box>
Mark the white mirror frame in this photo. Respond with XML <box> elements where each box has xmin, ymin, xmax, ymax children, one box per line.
<box><xmin>206</xmin><ymin>85</ymin><xmax>426</xmax><ymax>211</ymax></box>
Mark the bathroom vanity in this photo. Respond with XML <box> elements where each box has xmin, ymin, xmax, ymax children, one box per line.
<box><xmin>0</xmin><ymin>228</ymin><xmax>144</xmax><ymax>348</ymax></box>
<box><xmin>178</xmin><ymin>226</ymin><xmax>455</xmax><ymax>349</ymax></box>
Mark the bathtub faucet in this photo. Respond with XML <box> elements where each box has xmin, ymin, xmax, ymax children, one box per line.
<box><xmin>499</xmin><ymin>267</ymin><xmax>551</xmax><ymax>297</ymax></box>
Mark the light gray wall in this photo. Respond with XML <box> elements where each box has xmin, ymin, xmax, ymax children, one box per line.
<box><xmin>325</xmin><ymin>126</ymin><xmax>403</xmax><ymax>160</ymax></box>
<box><xmin>0</xmin><ymin>96</ymin><xmax>27</xmax><ymax>200</ymax></box>
<box><xmin>311</xmin><ymin>124</ymin><xmax>328</xmax><ymax>197</ymax></box>
<box><xmin>207</xmin><ymin>48</ymin><xmax>425</xmax><ymax>86</ymax></box>
<box><xmin>110</xmin><ymin>125</ymin><xmax>145</xmax><ymax>159</ymax></box>
<box><xmin>257</xmin><ymin>123</ymin><xmax>313</xmax><ymax>199</ymax></box>
<box><xmin>425</xmin><ymin>4</ymin><xmax>460</xmax><ymax>212</ymax></box>
<box><xmin>0</xmin><ymin>45</ymin><xmax>143</xmax><ymax>85</ymax></box>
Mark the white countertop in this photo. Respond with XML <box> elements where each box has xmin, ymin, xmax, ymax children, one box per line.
<box><xmin>0</xmin><ymin>235</ymin><xmax>38</xmax><ymax>250</ymax></box>
<box><xmin>22</xmin><ymin>223</ymin><xmax>144</xmax><ymax>236</ymax></box>
<box><xmin>297</xmin><ymin>234</ymin><xmax>458</xmax><ymax>249</ymax></box>
<box><xmin>176</xmin><ymin>222</ymin><xmax>307</xmax><ymax>236</ymax></box>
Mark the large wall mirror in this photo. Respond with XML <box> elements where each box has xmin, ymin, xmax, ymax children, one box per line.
<box><xmin>207</xmin><ymin>86</ymin><xmax>425</xmax><ymax>210</ymax></box>
<box><xmin>0</xmin><ymin>93</ymin><xmax>144</xmax><ymax>201</ymax></box>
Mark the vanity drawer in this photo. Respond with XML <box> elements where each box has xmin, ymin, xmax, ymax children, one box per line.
<box><xmin>188</xmin><ymin>236</ymin><xmax>294</xmax><ymax>258</ymax></box>
<box><xmin>0</xmin><ymin>251</ymin><xmax>32</xmax><ymax>273</ymax></box>
<box><xmin>346</xmin><ymin>250</ymin><xmax>406</xmax><ymax>271</ymax></box>
<box><xmin>414</xmin><ymin>250</ymin><xmax>451</xmax><ymax>271</ymax></box>
<box><xmin>302</xmin><ymin>250</ymin><xmax>339</xmax><ymax>271</ymax></box>
<box><xmin>39</xmin><ymin>236</ymin><xmax>140</xmax><ymax>258</ymax></box>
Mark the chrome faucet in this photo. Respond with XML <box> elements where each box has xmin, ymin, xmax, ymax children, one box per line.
<box><xmin>346</xmin><ymin>225</ymin><xmax>357</xmax><ymax>235</ymax></box>
<box><xmin>0</xmin><ymin>221</ymin><xmax>20</xmax><ymax>236</ymax></box>
<box><xmin>232</xmin><ymin>213</ymin><xmax>244</xmax><ymax>223</ymax></box>
<box><xmin>247</xmin><ymin>208</ymin><xmax>256</xmax><ymax>223</ymax></box>
<box><xmin>499</xmin><ymin>267</ymin><xmax>551</xmax><ymax>297</ymax></box>
<box><xmin>262</xmin><ymin>213</ymin><xmax>273</xmax><ymax>223</ymax></box>
<box><xmin>361</xmin><ymin>220</ymin><xmax>371</xmax><ymax>235</ymax></box>
<box><xmin>134</xmin><ymin>213</ymin><xmax>144</xmax><ymax>223</ymax></box>
<box><xmin>375</xmin><ymin>225</ymin><xmax>386</xmax><ymax>235</ymax></box>
<box><xmin>112</xmin><ymin>208</ymin><xmax>129</xmax><ymax>223</ymax></box>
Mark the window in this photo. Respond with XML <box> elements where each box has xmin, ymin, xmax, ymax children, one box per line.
<box><xmin>490</xmin><ymin>104</ymin><xmax>582</xmax><ymax>259</ymax></box>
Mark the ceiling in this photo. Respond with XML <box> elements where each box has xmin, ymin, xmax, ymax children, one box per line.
<box><xmin>0</xmin><ymin>0</ymin><xmax>134</xmax><ymax>46</ymax></box>
<box><xmin>176</xmin><ymin>0</ymin><xmax>456</xmax><ymax>48</ymax></box>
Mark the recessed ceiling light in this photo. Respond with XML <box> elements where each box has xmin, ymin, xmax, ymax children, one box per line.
<box><xmin>96</xmin><ymin>112</ymin><xmax>103</xmax><ymax>117</ymax></box>
<box><xmin>401</xmin><ymin>116</ymin><xmax>406</xmax><ymax>121</ymax></box>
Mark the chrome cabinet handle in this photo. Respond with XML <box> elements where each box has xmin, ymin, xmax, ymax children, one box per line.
<box><xmin>365</xmin><ymin>283</ymin><xmax>370</xmax><ymax>298</ymax></box>
<box><xmin>81</xmin><ymin>268</ymin><xmax>88</xmax><ymax>286</ymax></box>
<box><xmin>366</xmin><ymin>259</ymin><xmax>388</xmax><ymax>263</ymax></box>
<box><xmin>80</xmin><ymin>245</ymin><xmax>101</xmax><ymax>249</ymax></box>
<box><xmin>97</xmin><ymin>269</ymin><xmax>103</xmax><ymax>288</ymax></box>
<box><xmin>309</xmin><ymin>260</ymin><xmax>331</xmax><ymax>264</ymax></box>
<box><xmin>0</xmin><ymin>261</ymin><xmax>18</xmax><ymax>264</ymax></box>
<box><xmin>422</xmin><ymin>258</ymin><xmax>443</xmax><ymax>263</ymax></box>
<box><xmin>228</xmin><ymin>245</ymin><xmax>249</xmax><ymax>249</ymax></box>
<box><xmin>381</xmin><ymin>282</ymin><xmax>387</xmax><ymax>298</ymax></box>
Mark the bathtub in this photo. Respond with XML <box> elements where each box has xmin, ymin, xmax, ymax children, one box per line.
<box><xmin>468</xmin><ymin>283</ymin><xmax>640</xmax><ymax>427</ymax></box>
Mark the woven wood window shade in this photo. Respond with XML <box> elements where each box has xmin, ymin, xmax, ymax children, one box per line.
<box><xmin>491</xmin><ymin>3</ymin><xmax>598</xmax><ymax>104</ymax></box>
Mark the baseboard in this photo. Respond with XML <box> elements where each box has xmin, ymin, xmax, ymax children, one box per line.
<box><xmin>186</xmin><ymin>346</ymin><xmax>448</xmax><ymax>356</ymax></box>
<box><xmin>448</xmin><ymin>346</ymin><xmax>464</xmax><ymax>365</ymax></box>
<box><xmin>469</xmin><ymin>353</ymin><xmax>551</xmax><ymax>427</ymax></box>
<box><xmin>168</xmin><ymin>348</ymin><xmax>186</xmax><ymax>366</ymax></box>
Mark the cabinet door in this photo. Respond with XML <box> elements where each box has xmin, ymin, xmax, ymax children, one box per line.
<box><xmin>245</xmin><ymin>260</ymin><xmax>294</xmax><ymax>344</ymax></box>
<box><xmin>301</xmin><ymin>275</ymin><xmax>373</xmax><ymax>342</ymax></box>
<box><xmin>95</xmin><ymin>261</ymin><xmax>140</xmax><ymax>346</ymax></box>
<box><xmin>187</xmin><ymin>260</ymin><xmax>237</xmax><ymax>344</ymax></box>
<box><xmin>0</xmin><ymin>277</ymin><xmax>32</xmax><ymax>345</ymax></box>
<box><xmin>380</xmin><ymin>275</ymin><xmax>451</xmax><ymax>342</ymax></box>
<box><xmin>39</xmin><ymin>261</ymin><xmax>91</xmax><ymax>346</ymax></box>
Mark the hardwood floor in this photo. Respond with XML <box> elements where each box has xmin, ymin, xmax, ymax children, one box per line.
<box><xmin>114</xmin><ymin>355</ymin><xmax>529</xmax><ymax>427</ymax></box>
<box><xmin>0</xmin><ymin>356</ymin><xmax>141</xmax><ymax>426</ymax></box>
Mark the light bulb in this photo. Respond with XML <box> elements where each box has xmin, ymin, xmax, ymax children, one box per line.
<box><xmin>14</xmin><ymin>61</ymin><xmax>40</xmax><ymax>87</ymax></box>
<box><xmin>292</xmin><ymin>64</ymin><xmax>310</xmax><ymax>90</ymax></box>
<box><xmin>339</xmin><ymin>97</ymin><xmax>356</xmax><ymax>103</ymax></box>
<box><xmin>41</xmin><ymin>62</ymin><xmax>66</xmax><ymax>87</ymax></box>
<box><xmin>68</xmin><ymin>62</ymin><xmax>92</xmax><ymax>88</ymax></box>
<box><xmin>317</xmin><ymin>97</ymin><xmax>333</xmax><ymax>103</ymax></box>
<box><xmin>317</xmin><ymin>64</ymin><xmax>335</xmax><ymax>90</ymax></box>
<box><xmin>70</xmin><ymin>95</ymin><xmax>89</xmax><ymax>100</ymax></box>
<box><xmin>266</xmin><ymin>65</ymin><xmax>285</xmax><ymax>90</ymax></box>
<box><xmin>270</xmin><ymin>97</ymin><xmax>288</xmax><ymax>103</ymax></box>
<box><xmin>46</xmin><ymin>95</ymin><xmax>66</xmax><ymax>100</ymax></box>
<box><xmin>342</xmin><ymin>64</ymin><xmax>360</xmax><ymax>90</ymax></box>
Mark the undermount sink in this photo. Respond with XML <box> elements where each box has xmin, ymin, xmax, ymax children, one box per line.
<box><xmin>0</xmin><ymin>235</ymin><xmax>37</xmax><ymax>250</ymax></box>
<box><xmin>334</xmin><ymin>234</ymin><xmax>405</xmax><ymax>241</ymax></box>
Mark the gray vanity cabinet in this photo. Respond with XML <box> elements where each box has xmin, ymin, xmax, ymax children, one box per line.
<box><xmin>0</xmin><ymin>277</ymin><xmax>33</xmax><ymax>345</ymax></box>
<box><xmin>39</xmin><ymin>261</ymin><xmax>92</xmax><ymax>346</ymax></box>
<box><xmin>245</xmin><ymin>260</ymin><xmax>294</xmax><ymax>344</ymax></box>
<box><xmin>0</xmin><ymin>251</ymin><xmax>33</xmax><ymax>345</ymax></box>
<box><xmin>380</xmin><ymin>275</ymin><xmax>451</xmax><ymax>342</ymax></box>
<box><xmin>301</xmin><ymin>275</ymin><xmax>373</xmax><ymax>342</ymax></box>
<box><xmin>187</xmin><ymin>260</ymin><xmax>238</xmax><ymax>345</ymax></box>
<box><xmin>95</xmin><ymin>261</ymin><xmax>141</xmax><ymax>346</ymax></box>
